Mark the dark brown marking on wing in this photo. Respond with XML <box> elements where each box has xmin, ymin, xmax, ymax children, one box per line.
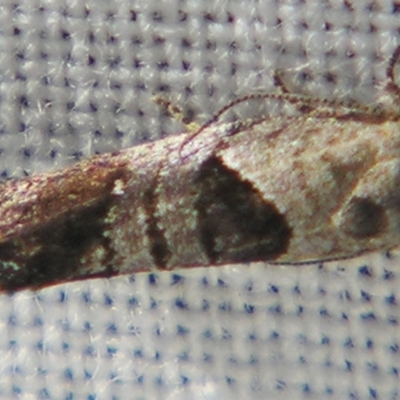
<box><xmin>0</xmin><ymin>199</ymin><xmax>112</xmax><ymax>291</ymax></box>
<box><xmin>194</xmin><ymin>156</ymin><xmax>292</xmax><ymax>264</ymax></box>
<box><xmin>143</xmin><ymin>187</ymin><xmax>171</xmax><ymax>269</ymax></box>
<box><xmin>0</xmin><ymin>168</ymin><xmax>129</xmax><ymax>292</ymax></box>
<box><xmin>342</xmin><ymin>196</ymin><xmax>388</xmax><ymax>238</ymax></box>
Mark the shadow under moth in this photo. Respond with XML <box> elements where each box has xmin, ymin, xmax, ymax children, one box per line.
<box><xmin>1</xmin><ymin>46</ymin><xmax>400</xmax><ymax>292</ymax></box>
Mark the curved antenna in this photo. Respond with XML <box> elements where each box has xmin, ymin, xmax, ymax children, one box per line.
<box><xmin>180</xmin><ymin>45</ymin><xmax>400</xmax><ymax>154</ymax></box>
<box><xmin>385</xmin><ymin>44</ymin><xmax>400</xmax><ymax>99</ymax></box>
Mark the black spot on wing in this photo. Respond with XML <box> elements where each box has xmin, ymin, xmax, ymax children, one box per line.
<box><xmin>342</xmin><ymin>196</ymin><xmax>387</xmax><ymax>238</ymax></box>
<box><xmin>194</xmin><ymin>156</ymin><xmax>291</xmax><ymax>264</ymax></box>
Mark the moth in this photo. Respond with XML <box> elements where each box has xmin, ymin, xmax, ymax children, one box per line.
<box><xmin>1</xmin><ymin>46</ymin><xmax>400</xmax><ymax>292</ymax></box>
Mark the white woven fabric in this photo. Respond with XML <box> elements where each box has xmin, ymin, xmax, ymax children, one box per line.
<box><xmin>0</xmin><ymin>1</ymin><xmax>399</xmax><ymax>399</ymax></box>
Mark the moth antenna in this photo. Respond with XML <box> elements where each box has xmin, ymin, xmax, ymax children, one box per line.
<box><xmin>273</xmin><ymin>69</ymin><xmax>291</xmax><ymax>93</ymax></box>
<box><xmin>386</xmin><ymin>44</ymin><xmax>400</xmax><ymax>86</ymax></box>
<box><xmin>385</xmin><ymin>44</ymin><xmax>400</xmax><ymax>101</ymax></box>
<box><xmin>184</xmin><ymin>91</ymin><xmax>370</xmax><ymax>146</ymax></box>
<box><xmin>184</xmin><ymin>91</ymin><xmax>309</xmax><ymax>144</ymax></box>
<box><xmin>180</xmin><ymin>48</ymin><xmax>400</xmax><ymax>155</ymax></box>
